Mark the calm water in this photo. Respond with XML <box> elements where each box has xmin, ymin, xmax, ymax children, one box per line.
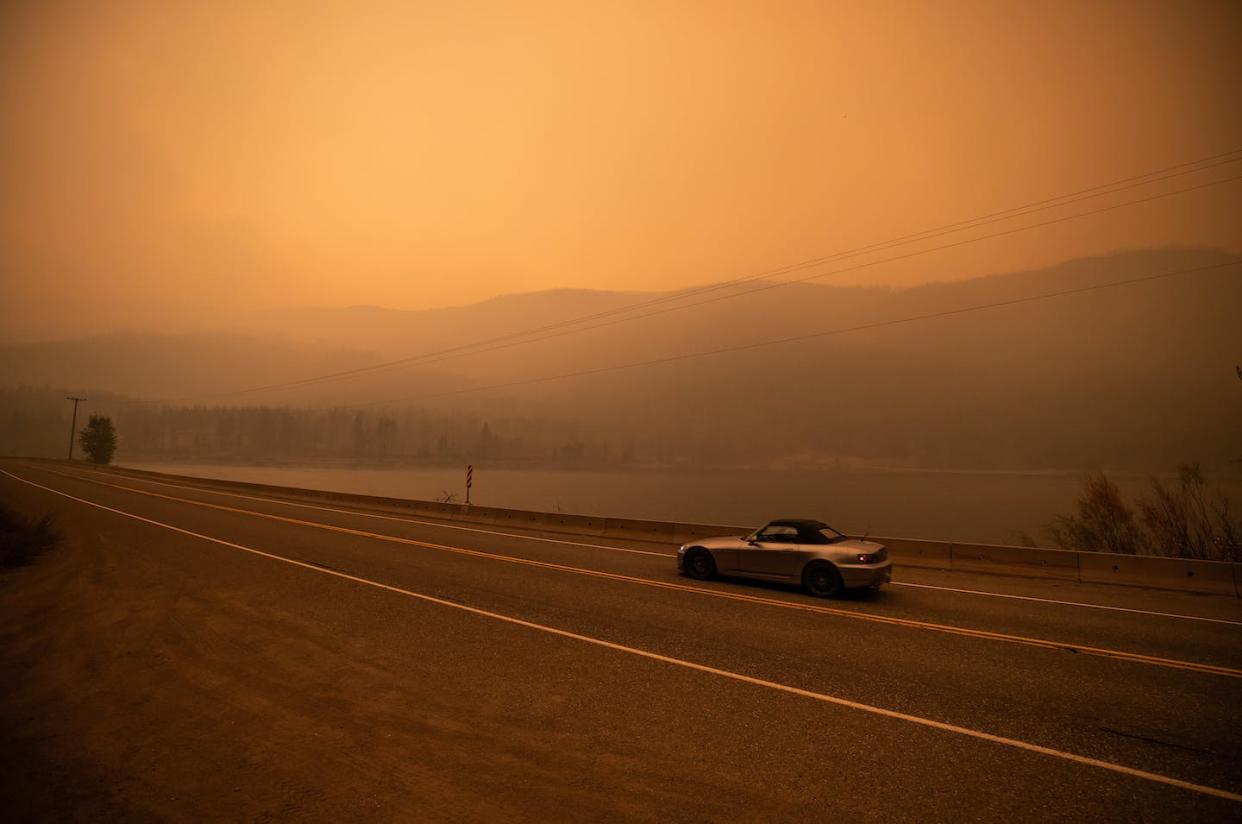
<box><xmin>124</xmin><ymin>461</ymin><xmax>1242</xmax><ymax>546</ymax></box>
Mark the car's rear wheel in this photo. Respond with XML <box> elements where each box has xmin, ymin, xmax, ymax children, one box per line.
<box><xmin>802</xmin><ymin>561</ymin><xmax>843</xmax><ymax>598</ymax></box>
<box><xmin>683</xmin><ymin>548</ymin><xmax>717</xmax><ymax>580</ymax></box>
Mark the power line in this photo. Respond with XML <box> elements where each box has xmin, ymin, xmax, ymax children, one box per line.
<box><xmin>438</xmin><ymin>172</ymin><xmax>1242</xmax><ymax>357</ymax></box>
<box><xmin>281</xmin><ymin>170</ymin><xmax>1242</xmax><ymax>383</ymax></box>
<box><xmin>310</xmin><ymin>158</ymin><xmax>1242</xmax><ymax>383</ymax></box>
<box><xmin>364</xmin><ymin>149</ymin><xmax>1242</xmax><ymax>364</ymax></box>
<box><xmin>359</xmin><ymin>259</ymin><xmax>1240</xmax><ymax>407</ymax></box>
<box><xmin>132</xmin><ymin>147</ymin><xmax>1242</xmax><ymax>405</ymax></box>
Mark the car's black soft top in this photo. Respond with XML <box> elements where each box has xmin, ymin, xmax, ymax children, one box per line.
<box><xmin>768</xmin><ymin>518</ymin><xmax>830</xmax><ymax>530</ymax></box>
<box><xmin>763</xmin><ymin>518</ymin><xmax>842</xmax><ymax>544</ymax></box>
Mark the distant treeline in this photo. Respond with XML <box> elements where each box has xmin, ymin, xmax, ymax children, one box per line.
<box><xmin>0</xmin><ymin>386</ymin><xmax>629</xmax><ymax>467</ymax></box>
<box><xmin>2</xmin><ymin>379</ymin><xmax>1239</xmax><ymax>473</ymax></box>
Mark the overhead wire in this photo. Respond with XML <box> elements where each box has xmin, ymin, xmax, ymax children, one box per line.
<box><xmin>129</xmin><ymin>149</ymin><xmax>1242</xmax><ymax>405</ymax></box>
<box><xmin>346</xmin><ymin>171</ymin><xmax>1242</xmax><ymax>377</ymax></box>
<box><xmin>338</xmin><ymin>156</ymin><xmax>1242</xmax><ymax>380</ymax></box>
<box><xmin>358</xmin><ymin>259</ymin><xmax>1241</xmax><ymax>407</ymax></box>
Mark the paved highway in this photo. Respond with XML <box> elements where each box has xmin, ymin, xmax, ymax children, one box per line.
<box><xmin>1</xmin><ymin>458</ymin><xmax>1239</xmax><ymax>821</ymax></box>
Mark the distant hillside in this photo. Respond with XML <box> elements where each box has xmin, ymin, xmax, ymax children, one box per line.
<box><xmin>1</xmin><ymin>248</ymin><xmax>1239</xmax><ymax>471</ymax></box>
<box><xmin>249</xmin><ymin>288</ymin><xmax>661</xmax><ymax>356</ymax></box>
<box><xmin>0</xmin><ymin>334</ymin><xmax>384</xmax><ymax>400</ymax></box>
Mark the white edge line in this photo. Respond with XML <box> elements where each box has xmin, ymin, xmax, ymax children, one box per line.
<box><xmin>890</xmin><ymin>582</ymin><xmax>1242</xmax><ymax>627</ymax></box>
<box><xmin>50</xmin><ymin>464</ymin><xmax>1242</xmax><ymax>627</ymax></box>
<box><xmin>47</xmin><ymin>464</ymin><xmax>669</xmax><ymax>557</ymax></box>
<box><xmin>3</xmin><ymin>466</ymin><xmax>1240</xmax><ymax>805</ymax></box>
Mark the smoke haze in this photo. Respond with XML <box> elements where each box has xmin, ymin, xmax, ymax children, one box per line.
<box><xmin>3</xmin><ymin>0</ymin><xmax>1241</xmax><ymax>342</ymax></box>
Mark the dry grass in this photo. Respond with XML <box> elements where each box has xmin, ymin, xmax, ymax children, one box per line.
<box><xmin>0</xmin><ymin>504</ymin><xmax>59</xmax><ymax>568</ymax></box>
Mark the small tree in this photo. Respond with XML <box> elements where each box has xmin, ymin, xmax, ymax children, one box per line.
<box><xmin>1048</xmin><ymin>465</ymin><xmax>1241</xmax><ymax>561</ymax></box>
<box><xmin>1046</xmin><ymin>471</ymin><xmax>1140</xmax><ymax>554</ymax></box>
<box><xmin>1137</xmin><ymin>463</ymin><xmax>1241</xmax><ymax>561</ymax></box>
<box><xmin>78</xmin><ymin>415</ymin><xmax>117</xmax><ymax>465</ymax></box>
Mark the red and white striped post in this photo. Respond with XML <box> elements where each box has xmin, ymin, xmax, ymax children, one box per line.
<box><xmin>465</xmin><ymin>464</ymin><xmax>473</xmax><ymax>506</ymax></box>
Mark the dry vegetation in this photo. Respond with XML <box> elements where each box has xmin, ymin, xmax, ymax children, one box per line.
<box><xmin>0</xmin><ymin>504</ymin><xmax>59</xmax><ymax>569</ymax></box>
<box><xmin>1047</xmin><ymin>464</ymin><xmax>1241</xmax><ymax>561</ymax></box>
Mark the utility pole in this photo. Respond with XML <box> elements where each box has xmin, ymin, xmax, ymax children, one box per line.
<box><xmin>66</xmin><ymin>396</ymin><xmax>87</xmax><ymax>460</ymax></box>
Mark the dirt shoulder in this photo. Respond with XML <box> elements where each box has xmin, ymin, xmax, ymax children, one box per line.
<box><xmin>0</xmin><ymin>484</ymin><xmax>146</xmax><ymax>821</ymax></box>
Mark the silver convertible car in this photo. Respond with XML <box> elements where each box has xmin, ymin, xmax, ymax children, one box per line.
<box><xmin>677</xmin><ymin>518</ymin><xmax>891</xmax><ymax>597</ymax></box>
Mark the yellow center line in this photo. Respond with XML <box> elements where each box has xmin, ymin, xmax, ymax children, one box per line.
<box><xmin>32</xmin><ymin>463</ymin><xmax>1242</xmax><ymax>680</ymax></box>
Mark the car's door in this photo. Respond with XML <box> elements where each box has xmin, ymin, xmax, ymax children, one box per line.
<box><xmin>769</xmin><ymin>537</ymin><xmax>811</xmax><ymax>578</ymax></box>
<box><xmin>735</xmin><ymin>525</ymin><xmax>801</xmax><ymax>578</ymax></box>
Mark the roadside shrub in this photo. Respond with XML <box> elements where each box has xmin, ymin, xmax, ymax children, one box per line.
<box><xmin>0</xmin><ymin>504</ymin><xmax>59</xmax><ymax>568</ymax></box>
<box><xmin>1046</xmin><ymin>471</ymin><xmax>1141</xmax><ymax>554</ymax></box>
<box><xmin>1137</xmin><ymin>463</ymin><xmax>1241</xmax><ymax>561</ymax></box>
<box><xmin>1047</xmin><ymin>463</ymin><xmax>1241</xmax><ymax>561</ymax></box>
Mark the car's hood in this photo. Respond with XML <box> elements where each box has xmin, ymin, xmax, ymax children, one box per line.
<box><xmin>690</xmin><ymin>535</ymin><xmax>748</xmax><ymax>550</ymax></box>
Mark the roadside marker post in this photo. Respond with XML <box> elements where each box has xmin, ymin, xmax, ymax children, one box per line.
<box><xmin>466</xmin><ymin>464</ymin><xmax>473</xmax><ymax>506</ymax></box>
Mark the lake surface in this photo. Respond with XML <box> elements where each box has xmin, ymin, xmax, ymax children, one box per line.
<box><xmin>124</xmin><ymin>461</ymin><xmax>1242</xmax><ymax>546</ymax></box>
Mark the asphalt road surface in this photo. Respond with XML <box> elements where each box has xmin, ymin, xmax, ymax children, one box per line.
<box><xmin>1</xmin><ymin>458</ymin><xmax>1239</xmax><ymax>822</ymax></box>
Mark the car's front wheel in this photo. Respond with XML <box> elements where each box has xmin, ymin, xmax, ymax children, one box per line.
<box><xmin>802</xmin><ymin>561</ymin><xmax>843</xmax><ymax>598</ymax></box>
<box><xmin>683</xmin><ymin>548</ymin><xmax>717</xmax><ymax>580</ymax></box>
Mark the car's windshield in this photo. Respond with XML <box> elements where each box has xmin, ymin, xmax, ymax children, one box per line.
<box><xmin>818</xmin><ymin>526</ymin><xmax>847</xmax><ymax>543</ymax></box>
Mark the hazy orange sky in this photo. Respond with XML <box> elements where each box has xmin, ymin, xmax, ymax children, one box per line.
<box><xmin>2</xmin><ymin>0</ymin><xmax>1240</xmax><ymax>338</ymax></box>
